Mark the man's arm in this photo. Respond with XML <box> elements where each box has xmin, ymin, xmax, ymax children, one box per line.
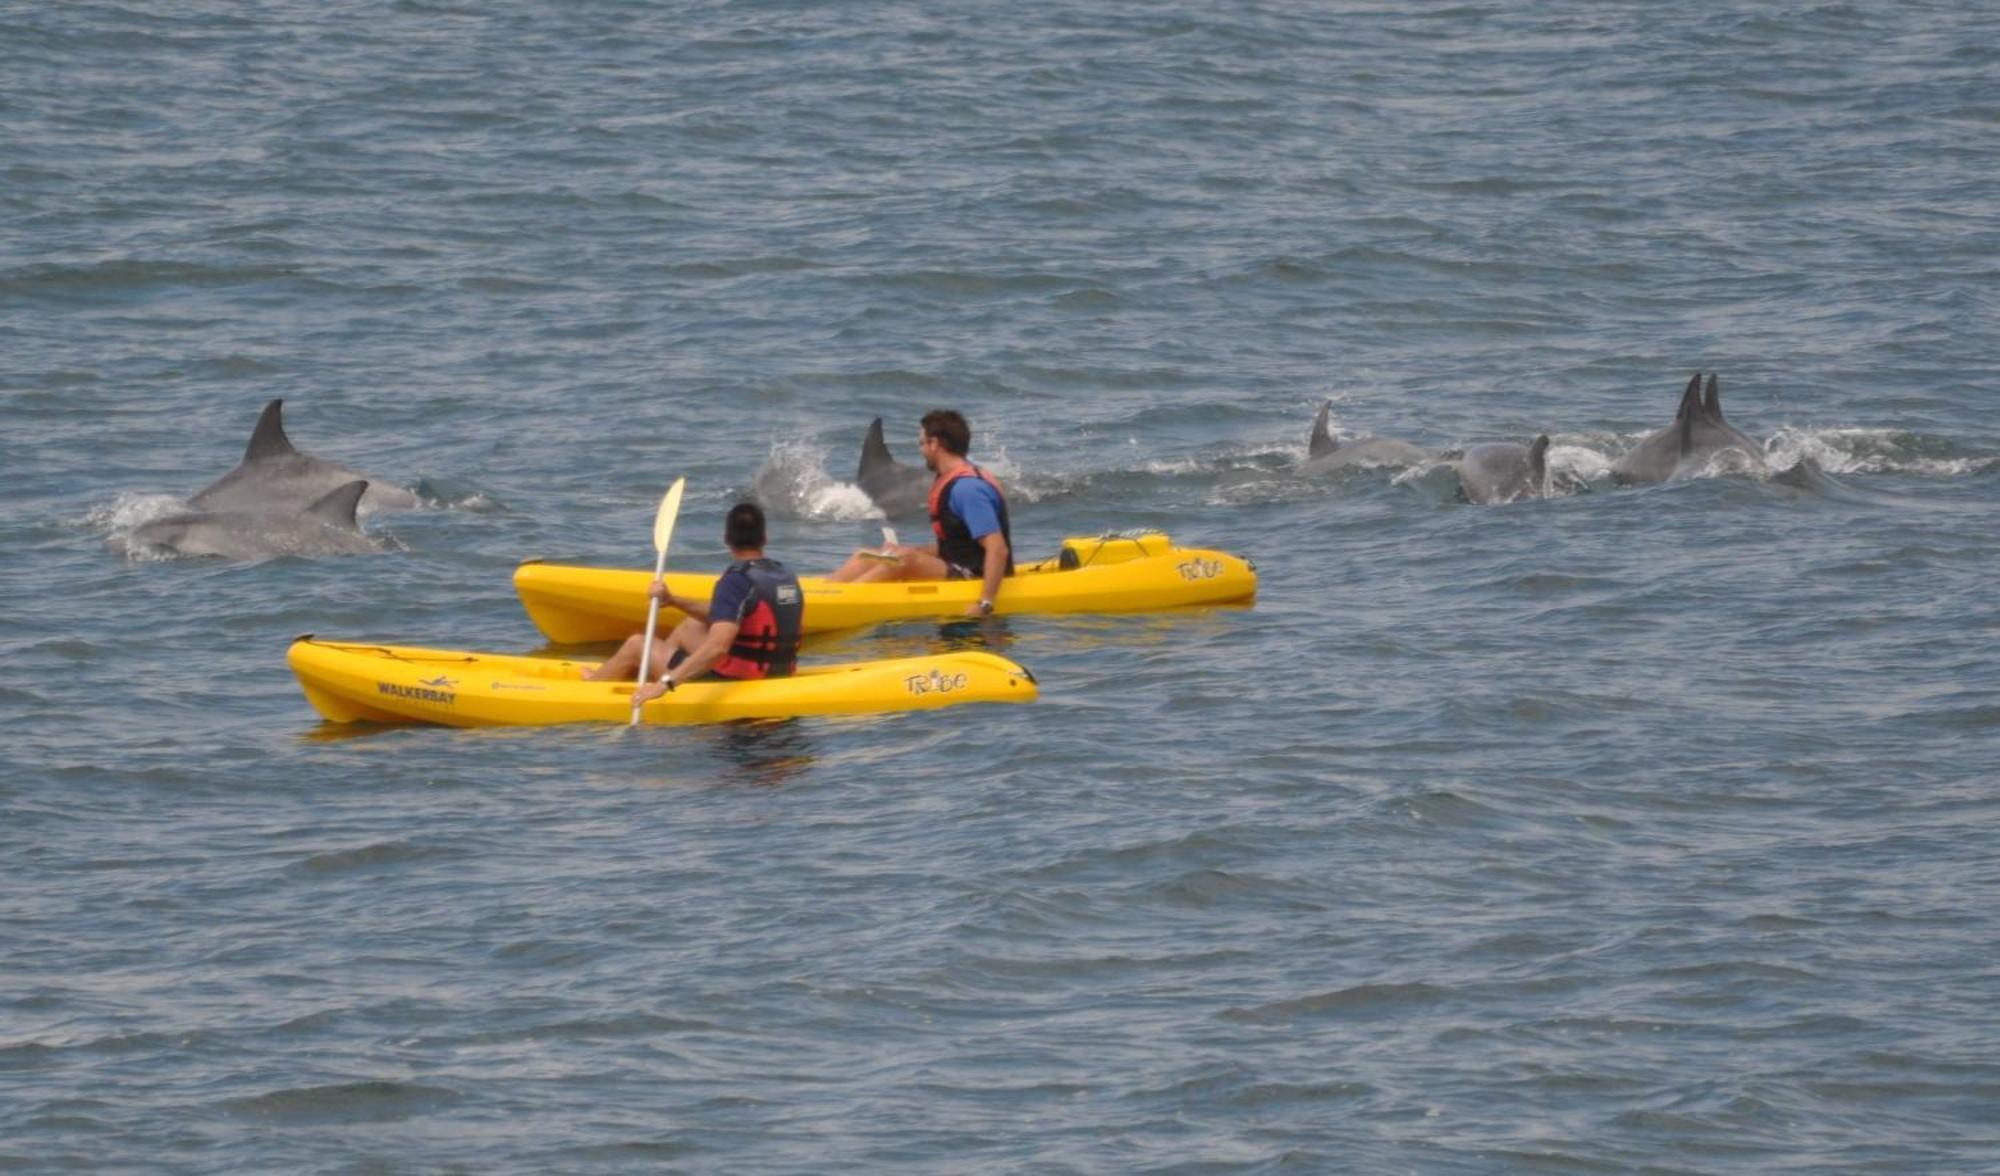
<box><xmin>969</xmin><ymin>531</ymin><xmax>1008</xmax><ymax>616</ymax></box>
<box><xmin>665</xmin><ymin>620</ymin><xmax>739</xmax><ymax>686</ymax></box>
<box><xmin>655</xmin><ymin>581</ymin><xmax>711</xmax><ymax>623</ymax></box>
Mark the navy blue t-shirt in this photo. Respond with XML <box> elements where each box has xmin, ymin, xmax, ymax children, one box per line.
<box><xmin>708</xmin><ymin>566</ymin><xmax>754</xmax><ymax>626</ymax></box>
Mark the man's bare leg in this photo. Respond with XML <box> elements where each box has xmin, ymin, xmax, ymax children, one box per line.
<box><xmin>828</xmin><ymin>547</ymin><xmax>951</xmax><ymax>583</ymax></box>
<box><xmin>584</xmin><ymin>619</ymin><xmax>708</xmax><ymax>681</ymax></box>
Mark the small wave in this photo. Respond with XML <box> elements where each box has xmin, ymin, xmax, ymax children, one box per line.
<box><xmin>290</xmin><ymin>840</ymin><xmax>462</xmax><ymax>877</ymax></box>
<box><xmin>202</xmin><ymin>354</ymin><xmax>284</xmax><ymax>378</ymax></box>
<box><xmin>1224</xmin><ymin>1080</ymin><xmax>1372</xmax><ymax>1109</ymax></box>
<box><xmin>1149</xmin><ymin>867</ymin><xmax>1279</xmax><ymax>908</ymax></box>
<box><xmin>748</xmin><ymin>440</ymin><xmax>884</xmax><ymax>521</ymax></box>
<box><xmin>1396</xmin><ymin>789</ymin><xmax>1509</xmax><ymax>828</ymax></box>
<box><xmin>1653</xmin><ymin>960</ymin><xmax>1822</xmax><ymax>984</ymax></box>
<box><xmin>219</xmin><ymin>1080</ymin><xmax>461</xmax><ymax>1125</ymax></box>
<box><xmin>1221</xmin><ymin>981</ymin><xmax>1450</xmax><ymax>1024</ymax></box>
<box><xmin>554</xmin><ymin>1141</ymin><xmax>709</xmax><ymax>1163</ymax></box>
<box><xmin>503</xmin><ymin>1013</ymin><xmax>716</xmax><ymax>1042</ymax></box>
<box><xmin>866</xmin><ymin>269</ymin><xmax>1072</xmax><ymax>296</ymax></box>
<box><xmin>0</xmin><ymin>1041</ymin><xmax>60</xmax><ymax>1072</ymax></box>
<box><xmin>0</xmin><ymin>258</ymin><xmax>302</xmax><ymax>300</ymax></box>
<box><xmin>456</xmin><ymin>274</ymin><xmax>576</xmax><ymax>294</ymax></box>
<box><xmin>1052</xmin><ymin>286</ymin><xmax>1121</xmax><ymax>310</ymax></box>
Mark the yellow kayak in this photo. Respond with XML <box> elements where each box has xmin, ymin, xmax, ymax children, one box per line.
<box><xmin>287</xmin><ymin>637</ymin><xmax>1038</xmax><ymax>727</ymax></box>
<box><xmin>514</xmin><ymin>531</ymin><xmax>1257</xmax><ymax>643</ymax></box>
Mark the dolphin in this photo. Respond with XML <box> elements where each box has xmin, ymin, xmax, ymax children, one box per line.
<box><xmin>190</xmin><ymin>399</ymin><xmax>419</xmax><ymax>514</ymax></box>
<box><xmin>854</xmin><ymin>417</ymin><xmax>933</xmax><ymax>517</ymax></box>
<box><xmin>1301</xmin><ymin>401</ymin><xmax>1429</xmax><ymax>472</ymax></box>
<box><xmin>1458</xmin><ymin>434</ymin><xmax>1551</xmax><ymax>504</ymax></box>
<box><xmin>128</xmin><ymin>481</ymin><xmax>381</xmax><ymax>560</ymax></box>
<box><xmin>1610</xmin><ymin>373</ymin><xmax>1769</xmax><ymax>484</ymax></box>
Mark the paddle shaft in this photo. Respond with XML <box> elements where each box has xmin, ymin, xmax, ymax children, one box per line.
<box><xmin>631</xmin><ymin>546</ymin><xmax>670</xmax><ymax>724</ymax></box>
<box><xmin>630</xmin><ymin>479</ymin><xmax>686</xmax><ymax>726</ymax></box>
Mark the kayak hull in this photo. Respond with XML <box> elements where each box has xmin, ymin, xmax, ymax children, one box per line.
<box><xmin>287</xmin><ymin>638</ymin><xmax>1038</xmax><ymax>727</ymax></box>
<box><xmin>514</xmin><ymin>535</ymin><xmax>1257</xmax><ymax>643</ymax></box>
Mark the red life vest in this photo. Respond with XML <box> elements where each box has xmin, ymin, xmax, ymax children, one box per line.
<box><xmin>927</xmin><ymin>464</ymin><xmax>1013</xmax><ymax>575</ymax></box>
<box><xmin>711</xmin><ymin>559</ymin><xmax>805</xmax><ymax>680</ymax></box>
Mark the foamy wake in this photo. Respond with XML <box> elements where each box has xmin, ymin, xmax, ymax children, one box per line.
<box><xmin>1144</xmin><ymin>443</ymin><xmax>1300</xmax><ymax>477</ymax></box>
<box><xmin>82</xmin><ymin>492</ymin><xmax>186</xmax><ymax>534</ymax></box>
<box><xmin>1507</xmin><ymin>427</ymin><xmax>1991</xmax><ymax>484</ymax></box>
<box><xmin>1764</xmin><ymin>426</ymin><xmax>1994</xmax><ymax>478</ymax></box>
<box><xmin>1548</xmin><ymin>443</ymin><xmax>1615</xmax><ymax>484</ymax></box>
<box><xmin>750</xmin><ymin>441</ymin><xmax>886</xmax><ymax>521</ymax></box>
<box><xmin>78</xmin><ymin>493</ymin><xmax>185</xmax><ymax>562</ymax></box>
<box><xmin>413</xmin><ymin>477</ymin><xmax>505</xmax><ymax>512</ymax></box>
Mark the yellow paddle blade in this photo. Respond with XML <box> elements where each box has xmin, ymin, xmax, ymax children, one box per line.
<box><xmin>652</xmin><ymin>477</ymin><xmax>686</xmax><ymax>557</ymax></box>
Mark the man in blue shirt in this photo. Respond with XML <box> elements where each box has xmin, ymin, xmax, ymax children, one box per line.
<box><xmin>828</xmin><ymin>409</ymin><xmax>1012</xmax><ymax>618</ymax></box>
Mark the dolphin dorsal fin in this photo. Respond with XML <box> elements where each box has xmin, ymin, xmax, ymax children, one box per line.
<box><xmin>1308</xmin><ymin>401</ymin><xmax>1337</xmax><ymax>459</ymax></box>
<box><xmin>858</xmin><ymin>417</ymin><xmax>895</xmax><ymax>481</ymax></box>
<box><xmin>304</xmin><ymin>480</ymin><xmax>367</xmax><ymax>529</ymax></box>
<box><xmin>245</xmin><ymin>399</ymin><xmax>297</xmax><ymax>461</ymax></box>
<box><xmin>1703</xmin><ymin>373</ymin><xmax>1723</xmax><ymax>421</ymax></box>
<box><xmin>1673</xmin><ymin>373</ymin><xmax>1702</xmax><ymax>422</ymax></box>
<box><xmin>1528</xmin><ymin>434</ymin><xmax>1550</xmax><ymax>491</ymax></box>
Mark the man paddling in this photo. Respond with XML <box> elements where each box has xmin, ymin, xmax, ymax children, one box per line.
<box><xmin>828</xmin><ymin>409</ymin><xmax>1012</xmax><ymax>617</ymax></box>
<box><xmin>586</xmin><ymin>501</ymin><xmax>804</xmax><ymax>702</ymax></box>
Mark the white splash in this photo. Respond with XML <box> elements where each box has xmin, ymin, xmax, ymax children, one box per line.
<box><xmin>81</xmin><ymin>492</ymin><xmax>186</xmax><ymax>534</ymax></box>
<box><xmin>1389</xmin><ymin>459</ymin><xmax>1456</xmax><ymax>488</ymax></box>
<box><xmin>1765</xmin><ymin>425</ymin><xmax>1993</xmax><ymax>478</ymax></box>
<box><xmin>750</xmin><ymin>440</ymin><xmax>886</xmax><ymax>521</ymax></box>
<box><xmin>1548</xmin><ymin>443</ymin><xmax>1614</xmax><ymax>484</ymax></box>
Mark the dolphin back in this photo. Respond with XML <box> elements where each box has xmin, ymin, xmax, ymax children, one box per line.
<box><xmin>1308</xmin><ymin>401</ymin><xmax>1337</xmax><ymax>459</ymax></box>
<box><xmin>858</xmin><ymin>417</ymin><xmax>895</xmax><ymax>482</ymax></box>
<box><xmin>1675</xmin><ymin>372</ymin><xmax>1702</xmax><ymax>457</ymax></box>
<box><xmin>853</xmin><ymin>417</ymin><xmax>933</xmax><ymax>516</ymax></box>
<box><xmin>127</xmin><ymin>484</ymin><xmax>379</xmax><ymax>560</ymax></box>
<box><xmin>245</xmin><ymin>398</ymin><xmax>298</xmax><ymax>461</ymax></box>
<box><xmin>190</xmin><ymin>400</ymin><xmax>418</xmax><ymax>513</ymax></box>
<box><xmin>1459</xmin><ymin>436</ymin><xmax>1548</xmax><ymax>504</ymax></box>
<box><xmin>1614</xmin><ymin>372</ymin><xmax>1766</xmax><ymax>483</ymax></box>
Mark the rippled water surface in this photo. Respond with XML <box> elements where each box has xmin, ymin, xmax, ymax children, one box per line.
<box><xmin>4</xmin><ymin>2</ymin><xmax>1997</xmax><ymax>1170</ymax></box>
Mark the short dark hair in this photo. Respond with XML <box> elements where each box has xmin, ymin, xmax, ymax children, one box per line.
<box><xmin>921</xmin><ymin>409</ymin><xmax>971</xmax><ymax>457</ymax></box>
<box><xmin>724</xmin><ymin>501</ymin><xmax>766</xmax><ymax>550</ymax></box>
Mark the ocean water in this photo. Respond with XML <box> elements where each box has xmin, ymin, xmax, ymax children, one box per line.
<box><xmin>4</xmin><ymin>1</ymin><xmax>1998</xmax><ymax>1170</ymax></box>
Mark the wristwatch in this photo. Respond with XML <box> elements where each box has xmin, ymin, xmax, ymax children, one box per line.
<box><xmin>977</xmin><ymin>599</ymin><xmax>995</xmax><ymax>615</ymax></box>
